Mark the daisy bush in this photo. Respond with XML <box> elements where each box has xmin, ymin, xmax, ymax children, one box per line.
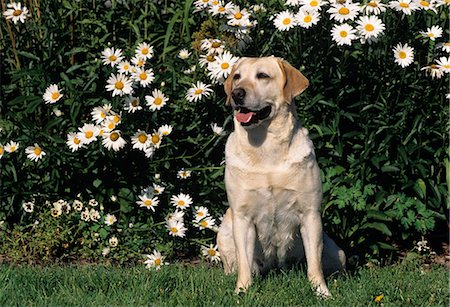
<box><xmin>0</xmin><ymin>0</ymin><xmax>448</xmax><ymax>264</ymax></box>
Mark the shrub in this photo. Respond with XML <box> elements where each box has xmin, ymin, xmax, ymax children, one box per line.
<box><xmin>0</xmin><ymin>0</ymin><xmax>447</xmax><ymax>263</ymax></box>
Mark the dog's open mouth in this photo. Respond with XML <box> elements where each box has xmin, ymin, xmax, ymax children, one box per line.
<box><xmin>235</xmin><ymin>106</ymin><xmax>272</xmax><ymax>126</ymax></box>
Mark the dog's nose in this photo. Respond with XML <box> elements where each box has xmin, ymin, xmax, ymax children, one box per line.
<box><xmin>231</xmin><ymin>88</ymin><xmax>246</xmax><ymax>105</ymax></box>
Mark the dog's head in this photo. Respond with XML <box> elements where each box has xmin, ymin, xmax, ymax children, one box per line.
<box><xmin>224</xmin><ymin>57</ymin><xmax>309</xmax><ymax>129</ymax></box>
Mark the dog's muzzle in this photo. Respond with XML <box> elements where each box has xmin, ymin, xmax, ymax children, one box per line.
<box><xmin>234</xmin><ymin>105</ymin><xmax>272</xmax><ymax>126</ymax></box>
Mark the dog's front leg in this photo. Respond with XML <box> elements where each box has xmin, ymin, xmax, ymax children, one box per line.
<box><xmin>300</xmin><ymin>210</ymin><xmax>331</xmax><ymax>297</ymax></box>
<box><xmin>232</xmin><ymin>211</ymin><xmax>255</xmax><ymax>292</ymax></box>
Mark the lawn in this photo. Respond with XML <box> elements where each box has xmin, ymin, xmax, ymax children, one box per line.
<box><xmin>0</xmin><ymin>262</ymin><xmax>447</xmax><ymax>306</ymax></box>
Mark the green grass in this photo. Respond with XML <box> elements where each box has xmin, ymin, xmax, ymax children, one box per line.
<box><xmin>0</xmin><ymin>262</ymin><xmax>447</xmax><ymax>306</ymax></box>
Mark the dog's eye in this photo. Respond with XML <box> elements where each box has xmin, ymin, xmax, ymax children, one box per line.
<box><xmin>256</xmin><ymin>72</ymin><xmax>270</xmax><ymax>79</ymax></box>
<box><xmin>233</xmin><ymin>74</ymin><xmax>241</xmax><ymax>80</ymax></box>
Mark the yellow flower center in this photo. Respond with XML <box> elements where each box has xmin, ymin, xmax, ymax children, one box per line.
<box><xmin>112</xmin><ymin>115</ymin><xmax>120</xmax><ymax>124</ymax></box>
<box><xmin>154</xmin><ymin>97</ymin><xmax>163</xmax><ymax>105</ymax></box>
<box><xmin>304</xmin><ymin>16</ymin><xmax>312</xmax><ymax>23</ymax></box>
<box><xmin>420</xmin><ymin>0</ymin><xmax>429</xmax><ymax>6</ymax></box>
<box><xmin>10</xmin><ymin>146</ymin><xmax>16</xmax><ymax>152</ymax></box>
<box><xmin>141</xmin><ymin>48</ymin><xmax>149</xmax><ymax>55</ymax></box>
<box><xmin>154</xmin><ymin>258</ymin><xmax>161</xmax><ymax>266</ymax></box>
<box><xmin>234</xmin><ymin>12</ymin><xmax>243</xmax><ymax>19</ymax></box>
<box><xmin>51</xmin><ymin>92</ymin><xmax>60</xmax><ymax>100</ymax></box>
<box><xmin>109</xmin><ymin>55</ymin><xmax>117</xmax><ymax>62</ymax></box>
<box><xmin>430</xmin><ymin>64</ymin><xmax>438</xmax><ymax>69</ymax></box>
<box><xmin>131</xmin><ymin>99</ymin><xmax>139</xmax><ymax>107</ymax></box>
<box><xmin>33</xmin><ymin>147</ymin><xmax>42</xmax><ymax>156</ymax></box>
<box><xmin>365</xmin><ymin>24</ymin><xmax>375</xmax><ymax>32</ymax></box>
<box><xmin>107</xmin><ymin>122</ymin><xmax>115</xmax><ymax>130</ymax></box>
<box><xmin>444</xmin><ymin>43</ymin><xmax>450</xmax><ymax>46</ymax></box>
<box><xmin>13</xmin><ymin>9</ymin><xmax>22</xmax><ymax>16</ymax></box>
<box><xmin>144</xmin><ymin>199</ymin><xmax>152</xmax><ymax>206</ymax></box>
<box><xmin>212</xmin><ymin>42</ymin><xmax>222</xmax><ymax>48</ymax></box>
<box><xmin>139</xmin><ymin>72</ymin><xmax>147</xmax><ymax>80</ymax></box>
<box><xmin>310</xmin><ymin>0</ymin><xmax>318</xmax><ymax>6</ymax></box>
<box><xmin>194</xmin><ymin>89</ymin><xmax>203</xmax><ymax>95</ymax></box>
<box><xmin>208</xmin><ymin>249</ymin><xmax>216</xmax><ymax>256</ymax></box>
<box><xmin>218</xmin><ymin>7</ymin><xmax>225</xmax><ymax>12</ymax></box>
<box><xmin>368</xmin><ymin>1</ymin><xmax>378</xmax><ymax>7</ymax></box>
<box><xmin>444</xmin><ymin>65</ymin><xmax>450</xmax><ymax>69</ymax></box>
<box><xmin>152</xmin><ymin>134</ymin><xmax>160</xmax><ymax>144</ymax></box>
<box><xmin>115</xmin><ymin>81</ymin><xmax>124</xmax><ymax>90</ymax></box>
<box><xmin>221</xmin><ymin>62</ymin><xmax>230</xmax><ymax>70</ymax></box>
<box><xmin>283</xmin><ymin>18</ymin><xmax>291</xmax><ymax>25</ymax></box>
<box><xmin>340</xmin><ymin>31</ymin><xmax>348</xmax><ymax>38</ymax></box>
<box><xmin>85</xmin><ymin>131</ymin><xmax>94</xmax><ymax>139</ymax></box>
<box><xmin>338</xmin><ymin>7</ymin><xmax>350</xmax><ymax>15</ymax></box>
<box><xmin>74</xmin><ymin>137</ymin><xmax>81</xmax><ymax>145</ymax></box>
<box><xmin>138</xmin><ymin>134</ymin><xmax>148</xmax><ymax>143</ymax></box>
<box><xmin>200</xmin><ymin>220</ymin><xmax>208</xmax><ymax>227</ymax></box>
<box><xmin>110</xmin><ymin>132</ymin><xmax>120</xmax><ymax>141</ymax></box>
<box><xmin>399</xmin><ymin>2</ymin><xmax>409</xmax><ymax>7</ymax></box>
<box><xmin>101</xmin><ymin>112</ymin><xmax>106</xmax><ymax>118</ymax></box>
<box><xmin>178</xmin><ymin>200</ymin><xmax>185</xmax><ymax>207</ymax></box>
<box><xmin>171</xmin><ymin>227</ymin><xmax>178</xmax><ymax>233</ymax></box>
<box><xmin>137</xmin><ymin>59</ymin><xmax>144</xmax><ymax>66</ymax></box>
<box><xmin>428</xmin><ymin>33</ymin><xmax>434</xmax><ymax>38</ymax></box>
<box><xmin>0</xmin><ymin>147</ymin><xmax>3</xmax><ymax>154</ymax></box>
<box><xmin>398</xmin><ymin>51</ymin><xmax>407</xmax><ymax>59</ymax></box>
<box><xmin>207</xmin><ymin>55</ymin><xmax>215</xmax><ymax>62</ymax></box>
<box><xmin>197</xmin><ymin>212</ymin><xmax>205</xmax><ymax>217</ymax></box>
<box><xmin>123</xmin><ymin>64</ymin><xmax>129</xmax><ymax>70</ymax></box>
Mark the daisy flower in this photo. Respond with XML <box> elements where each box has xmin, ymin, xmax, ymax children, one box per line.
<box><xmin>186</xmin><ymin>81</ymin><xmax>213</xmax><ymax>102</ymax></box>
<box><xmin>209</xmin><ymin>51</ymin><xmax>239</xmax><ymax>81</ymax></box>
<box><xmin>328</xmin><ymin>2</ymin><xmax>360</xmax><ymax>23</ymax></box>
<box><xmin>25</xmin><ymin>144</ymin><xmax>46</xmax><ymax>162</ymax></box>
<box><xmin>104</xmin><ymin>214</ymin><xmax>117</xmax><ymax>226</ymax></box>
<box><xmin>138</xmin><ymin>195</ymin><xmax>160</xmax><ymax>211</ymax></box>
<box><xmin>106</xmin><ymin>73</ymin><xmax>133</xmax><ymax>97</ymax></box>
<box><xmin>77</xmin><ymin>124</ymin><xmax>100</xmax><ymax>145</ymax></box>
<box><xmin>201</xmin><ymin>39</ymin><xmax>225</xmax><ymax>55</ymax></box>
<box><xmin>421</xmin><ymin>25</ymin><xmax>443</xmax><ymax>41</ymax></box>
<box><xmin>102</xmin><ymin>131</ymin><xmax>126</xmax><ymax>151</ymax></box>
<box><xmin>392</xmin><ymin>43</ymin><xmax>414</xmax><ymax>68</ymax></box>
<box><xmin>201</xmin><ymin>244</ymin><xmax>221</xmax><ymax>262</ymax></box>
<box><xmin>131</xmin><ymin>130</ymin><xmax>151</xmax><ymax>150</ymax></box>
<box><xmin>150</xmin><ymin>131</ymin><xmax>163</xmax><ymax>149</ymax></box>
<box><xmin>43</xmin><ymin>84</ymin><xmax>64</xmax><ymax>104</ymax></box>
<box><xmin>123</xmin><ymin>96</ymin><xmax>143</xmax><ymax>113</ymax></box>
<box><xmin>166</xmin><ymin>210</ymin><xmax>185</xmax><ymax>223</ymax></box>
<box><xmin>153</xmin><ymin>183</ymin><xmax>165</xmax><ymax>195</ymax></box>
<box><xmin>209</xmin><ymin>2</ymin><xmax>234</xmax><ymax>16</ymax></box>
<box><xmin>199</xmin><ymin>54</ymin><xmax>217</xmax><ymax>69</ymax></box>
<box><xmin>144</xmin><ymin>250</ymin><xmax>167</xmax><ymax>270</ymax></box>
<box><xmin>331</xmin><ymin>23</ymin><xmax>357</xmax><ymax>46</ymax></box>
<box><xmin>0</xmin><ymin>144</ymin><xmax>4</xmax><ymax>159</ymax></box>
<box><xmin>146</xmin><ymin>89</ymin><xmax>168</xmax><ymax>111</ymax></box>
<box><xmin>101</xmin><ymin>47</ymin><xmax>124</xmax><ymax>67</ymax></box>
<box><xmin>211</xmin><ymin>123</ymin><xmax>225</xmax><ymax>135</ymax></box>
<box><xmin>135</xmin><ymin>42</ymin><xmax>154</xmax><ymax>60</ymax></box>
<box><xmin>194</xmin><ymin>206</ymin><xmax>210</xmax><ymax>222</ymax></box>
<box><xmin>389</xmin><ymin>0</ymin><xmax>419</xmax><ymax>14</ymax></box>
<box><xmin>4</xmin><ymin>141</ymin><xmax>19</xmax><ymax>153</ymax></box>
<box><xmin>22</xmin><ymin>201</ymin><xmax>35</xmax><ymax>213</ymax></box>
<box><xmin>299</xmin><ymin>0</ymin><xmax>326</xmax><ymax>11</ymax></box>
<box><xmin>131</xmin><ymin>55</ymin><xmax>146</xmax><ymax>68</ymax></box>
<box><xmin>166</xmin><ymin>219</ymin><xmax>188</xmax><ymax>237</ymax></box>
<box><xmin>118</xmin><ymin>61</ymin><xmax>132</xmax><ymax>74</ymax></box>
<box><xmin>170</xmin><ymin>193</ymin><xmax>193</xmax><ymax>210</ymax></box>
<box><xmin>438</xmin><ymin>42</ymin><xmax>450</xmax><ymax>53</ymax></box>
<box><xmin>178</xmin><ymin>48</ymin><xmax>191</xmax><ymax>59</ymax></box>
<box><xmin>356</xmin><ymin>15</ymin><xmax>385</xmax><ymax>42</ymax></box>
<box><xmin>416</xmin><ymin>0</ymin><xmax>437</xmax><ymax>12</ymax></box>
<box><xmin>144</xmin><ymin>146</ymin><xmax>155</xmax><ymax>158</ymax></box>
<box><xmin>421</xmin><ymin>64</ymin><xmax>444</xmax><ymax>79</ymax></box>
<box><xmin>133</xmin><ymin>67</ymin><xmax>155</xmax><ymax>88</ymax></box>
<box><xmin>91</xmin><ymin>104</ymin><xmax>111</xmax><ymax>124</ymax></box>
<box><xmin>102</xmin><ymin>118</ymin><xmax>117</xmax><ymax>132</ymax></box>
<box><xmin>177</xmin><ymin>169</ymin><xmax>192</xmax><ymax>179</ymax></box>
<box><xmin>109</xmin><ymin>236</ymin><xmax>118</xmax><ymax>247</ymax></box>
<box><xmin>361</xmin><ymin>0</ymin><xmax>387</xmax><ymax>15</ymax></box>
<box><xmin>227</xmin><ymin>6</ymin><xmax>250</xmax><ymax>27</ymax></box>
<box><xmin>437</xmin><ymin>57</ymin><xmax>450</xmax><ymax>73</ymax></box>
<box><xmin>195</xmin><ymin>216</ymin><xmax>216</xmax><ymax>230</ymax></box>
<box><xmin>158</xmin><ymin>124</ymin><xmax>173</xmax><ymax>136</ymax></box>
<box><xmin>286</xmin><ymin>0</ymin><xmax>301</xmax><ymax>5</ymax></box>
<box><xmin>296</xmin><ymin>9</ymin><xmax>320</xmax><ymax>29</ymax></box>
<box><xmin>3</xmin><ymin>2</ymin><xmax>29</xmax><ymax>24</ymax></box>
<box><xmin>273</xmin><ymin>10</ymin><xmax>297</xmax><ymax>31</ymax></box>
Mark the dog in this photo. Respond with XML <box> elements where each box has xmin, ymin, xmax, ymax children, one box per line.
<box><xmin>217</xmin><ymin>57</ymin><xmax>346</xmax><ymax>297</ymax></box>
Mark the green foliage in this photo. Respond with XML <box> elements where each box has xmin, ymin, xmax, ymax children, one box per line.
<box><xmin>0</xmin><ymin>0</ymin><xmax>447</xmax><ymax>263</ymax></box>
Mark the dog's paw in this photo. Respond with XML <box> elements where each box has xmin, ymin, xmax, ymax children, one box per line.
<box><xmin>314</xmin><ymin>285</ymin><xmax>332</xmax><ymax>299</ymax></box>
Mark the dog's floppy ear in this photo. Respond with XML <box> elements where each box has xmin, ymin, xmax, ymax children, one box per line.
<box><xmin>280</xmin><ymin>59</ymin><xmax>309</xmax><ymax>103</ymax></box>
<box><xmin>224</xmin><ymin>59</ymin><xmax>241</xmax><ymax>106</ymax></box>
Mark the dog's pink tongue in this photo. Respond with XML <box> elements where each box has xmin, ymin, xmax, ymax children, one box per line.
<box><xmin>235</xmin><ymin>112</ymin><xmax>254</xmax><ymax>123</ymax></box>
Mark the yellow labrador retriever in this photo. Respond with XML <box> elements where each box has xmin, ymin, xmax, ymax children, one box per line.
<box><xmin>217</xmin><ymin>57</ymin><xmax>346</xmax><ymax>297</ymax></box>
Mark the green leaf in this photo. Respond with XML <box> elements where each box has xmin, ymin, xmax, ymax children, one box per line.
<box><xmin>361</xmin><ymin>222</ymin><xmax>392</xmax><ymax>236</ymax></box>
<box><xmin>17</xmin><ymin>51</ymin><xmax>40</xmax><ymax>62</ymax></box>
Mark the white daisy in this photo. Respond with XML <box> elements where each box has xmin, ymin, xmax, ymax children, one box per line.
<box><xmin>421</xmin><ymin>25</ymin><xmax>443</xmax><ymax>41</ymax></box>
<box><xmin>144</xmin><ymin>250</ymin><xmax>167</xmax><ymax>270</ymax></box>
<box><xmin>195</xmin><ymin>216</ymin><xmax>216</xmax><ymax>230</ymax></box>
<box><xmin>153</xmin><ymin>183</ymin><xmax>165</xmax><ymax>195</ymax></box>
<box><xmin>5</xmin><ymin>141</ymin><xmax>19</xmax><ymax>153</ymax></box>
<box><xmin>273</xmin><ymin>10</ymin><xmax>297</xmax><ymax>31</ymax></box>
<box><xmin>186</xmin><ymin>81</ymin><xmax>213</xmax><ymax>102</ymax></box>
<box><xmin>150</xmin><ymin>131</ymin><xmax>163</xmax><ymax>149</ymax></box>
<box><xmin>211</xmin><ymin>123</ymin><xmax>225</xmax><ymax>135</ymax></box>
<box><xmin>199</xmin><ymin>54</ymin><xmax>217</xmax><ymax>69</ymax></box>
<box><xmin>106</xmin><ymin>73</ymin><xmax>133</xmax><ymax>97</ymax></box>
<box><xmin>102</xmin><ymin>118</ymin><xmax>117</xmax><ymax>132</ymax></box>
<box><xmin>415</xmin><ymin>0</ymin><xmax>437</xmax><ymax>12</ymax></box>
<box><xmin>77</xmin><ymin>124</ymin><xmax>100</xmax><ymax>145</ymax></box>
<box><xmin>104</xmin><ymin>214</ymin><xmax>117</xmax><ymax>226</ymax></box>
<box><xmin>43</xmin><ymin>84</ymin><xmax>63</xmax><ymax>104</ymax></box>
<box><xmin>296</xmin><ymin>9</ymin><xmax>320</xmax><ymax>29</ymax></box>
<box><xmin>393</xmin><ymin>43</ymin><xmax>415</xmax><ymax>68</ymax></box>
<box><xmin>102</xmin><ymin>131</ymin><xmax>126</xmax><ymax>151</ymax></box>
<box><xmin>201</xmin><ymin>244</ymin><xmax>221</xmax><ymax>262</ymax></box>
<box><xmin>362</xmin><ymin>0</ymin><xmax>387</xmax><ymax>15</ymax></box>
<box><xmin>286</xmin><ymin>0</ymin><xmax>301</xmax><ymax>5</ymax></box>
<box><xmin>25</xmin><ymin>144</ymin><xmax>46</xmax><ymax>161</ymax></box>
<box><xmin>0</xmin><ymin>144</ymin><xmax>4</xmax><ymax>159</ymax></box>
<box><xmin>170</xmin><ymin>193</ymin><xmax>193</xmax><ymax>210</ymax></box>
<box><xmin>201</xmin><ymin>39</ymin><xmax>225</xmax><ymax>55</ymax></box>
<box><xmin>166</xmin><ymin>210</ymin><xmax>185</xmax><ymax>223</ymax></box>
<box><xmin>227</xmin><ymin>6</ymin><xmax>250</xmax><ymax>27</ymax></box>
<box><xmin>101</xmin><ymin>47</ymin><xmax>124</xmax><ymax>67</ymax></box>
<box><xmin>146</xmin><ymin>89</ymin><xmax>168</xmax><ymax>111</ymax></box>
<box><xmin>299</xmin><ymin>0</ymin><xmax>326</xmax><ymax>11</ymax></box>
<box><xmin>328</xmin><ymin>2</ymin><xmax>360</xmax><ymax>23</ymax></box>
<box><xmin>135</xmin><ymin>42</ymin><xmax>154</xmax><ymax>60</ymax></box>
<box><xmin>131</xmin><ymin>55</ymin><xmax>146</xmax><ymax>68</ymax></box>
<box><xmin>389</xmin><ymin>0</ymin><xmax>419</xmax><ymax>14</ymax></box>
<box><xmin>437</xmin><ymin>57</ymin><xmax>450</xmax><ymax>73</ymax></box>
<box><xmin>133</xmin><ymin>67</ymin><xmax>155</xmax><ymax>88</ymax></box>
<box><xmin>117</xmin><ymin>61</ymin><xmax>132</xmax><ymax>74</ymax></box>
<box><xmin>331</xmin><ymin>23</ymin><xmax>357</xmax><ymax>46</ymax></box>
<box><xmin>209</xmin><ymin>2</ymin><xmax>234</xmax><ymax>16</ymax></box>
<box><xmin>439</xmin><ymin>42</ymin><xmax>450</xmax><ymax>53</ymax></box>
<box><xmin>356</xmin><ymin>15</ymin><xmax>385</xmax><ymax>42</ymax></box>
<box><xmin>194</xmin><ymin>206</ymin><xmax>210</xmax><ymax>222</ymax></box>
<box><xmin>421</xmin><ymin>64</ymin><xmax>444</xmax><ymax>79</ymax></box>
<box><xmin>177</xmin><ymin>169</ymin><xmax>192</xmax><ymax>179</ymax></box>
<box><xmin>158</xmin><ymin>124</ymin><xmax>173</xmax><ymax>136</ymax></box>
<box><xmin>91</xmin><ymin>105</ymin><xmax>111</xmax><ymax>124</ymax></box>
<box><xmin>123</xmin><ymin>96</ymin><xmax>143</xmax><ymax>113</ymax></box>
<box><xmin>144</xmin><ymin>146</ymin><xmax>155</xmax><ymax>158</ymax></box>
<box><xmin>131</xmin><ymin>130</ymin><xmax>151</xmax><ymax>150</ymax></box>
<box><xmin>208</xmin><ymin>51</ymin><xmax>239</xmax><ymax>82</ymax></box>
<box><xmin>3</xmin><ymin>2</ymin><xmax>29</xmax><ymax>24</ymax></box>
<box><xmin>166</xmin><ymin>219</ymin><xmax>187</xmax><ymax>237</ymax></box>
<box><xmin>178</xmin><ymin>48</ymin><xmax>191</xmax><ymax>59</ymax></box>
<box><xmin>66</xmin><ymin>132</ymin><xmax>85</xmax><ymax>152</ymax></box>
<box><xmin>137</xmin><ymin>194</ymin><xmax>160</xmax><ymax>212</ymax></box>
